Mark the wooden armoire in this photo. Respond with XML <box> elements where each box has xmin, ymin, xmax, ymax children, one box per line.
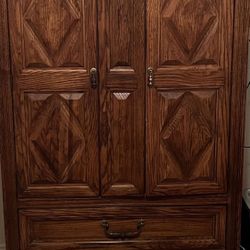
<box><xmin>0</xmin><ymin>0</ymin><xmax>249</xmax><ymax>250</ymax></box>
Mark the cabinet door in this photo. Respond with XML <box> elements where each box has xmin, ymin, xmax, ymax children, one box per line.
<box><xmin>146</xmin><ymin>0</ymin><xmax>233</xmax><ymax>196</ymax></box>
<box><xmin>9</xmin><ymin>0</ymin><xmax>99</xmax><ymax>198</ymax></box>
<box><xmin>99</xmin><ymin>0</ymin><xmax>145</xmax><ymax>196</ymax></box>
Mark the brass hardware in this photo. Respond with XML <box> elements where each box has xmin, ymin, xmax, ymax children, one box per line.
<box><xmin>90</xmin><ymin>67</ymin><xmax>98</xmax><ymax>88</ymax></box>
<box><xmin>101</xmin><ymin>219</ymin><xmax>145</xmax><ymax>240</ymax></box>
<box><xmin>147</xmin><ymin>67</ymin><xmax>154</xmax><ymax>86</ymax></box>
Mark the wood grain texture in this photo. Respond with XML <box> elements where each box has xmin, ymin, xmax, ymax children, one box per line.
<box><xmin>146</xmin><ymin>0</ymin><xmax>232</xmax><ymax>196</ymax></box>
<box><xmin>0</xmin><ymin>0</ymin><xmax>19</xmax><ymax>249</ymax></box>
<box><xmin>147</xmin><ymin>0</ymin><xmax>224</xmax><ymax>69</ymax></box>
<box><xmin>23</xmin><ymin>0</ymin><xmax>85</xmax><ymax>68</ymax></box>
<box><xmin>19</xmin><ymin>206</ymin><xmax>226</xmax><ymax>250</ymax></box>
<box><xmin>227</xmin><ymin>0</ymin><xmax>250</xmax><ymax>249</ymax></box>
<box><xmin>98</xmin><ymin>0</ymin><xmax>145</xmax><ymax>197</ymax></box>
<box><xmin>0</xmin><ymin>1</ymin><xmax>249</xmax><ymax>250</ymax></box>
<box><xmin>147</xmin><ymin>89</ymin><xmax>226</xmax><ymax>195</ymax></box>
<box><xmin>17</xmin><ymin>194</ymin><xmax>230</xmax><ymax>209</ymax></box>
<box><xmin>8</xmin><ymin>0</ymin><xmax>100</xmax><ymax>198</ymax></box>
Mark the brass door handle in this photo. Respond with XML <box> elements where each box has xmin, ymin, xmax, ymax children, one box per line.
<box><xmin>147</xmin><ymin>67</ymin><xmax>154</xmax><ymax>86</ymax></box>
<box><xmin>101</xmin><ymin>219</ymin><xmax>145</xmax><ymax>240</ymax></box>
<box><xmin>90</xmin><ymin>67</ymin><xmax>98</xmax><ymax>88</ymax></box>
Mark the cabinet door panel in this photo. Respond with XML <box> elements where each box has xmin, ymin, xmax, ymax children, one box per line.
<box><xmin>9</xmin><ymin>0</ymin><xmax>99</xmax><ymax>197</ymax></box>
<box><xmin>99</xmin><ymin>0</ymin><xmax>145</xmax><ymax>196</ymax></box>
<box><xmin>146</xmin><ymin>0</ymin><xmax>232</xmax><ymax>196</ymax></box>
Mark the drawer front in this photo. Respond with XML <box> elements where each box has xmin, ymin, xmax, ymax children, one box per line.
<box><xmin>19</xmin><ymin>206</ymin><xmax>226</xmax><ymax>250</ymax></box>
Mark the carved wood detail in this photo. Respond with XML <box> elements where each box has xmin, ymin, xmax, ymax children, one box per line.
<box><xmin>28</xmin><ymin>93</ymin><xmax>85</xmax><ymax>184</ymax></box>
<box><xmin>147</xmin><ymin>0</ymin><xmax>223</xmax><ymax>69</ymax></box>
<box><xmin>9</xmin><ymin>0</ymin><xmax>98</xmax><ymax>198</ymax></box>
<box><xmin>107</xmin><ymin>0</ymin><xmax>136</xmax><ymax>72</ymax></box>
<box><xmin>161</xmin><ymin>0</ymin><xmax>219</xmax><ymax>66</ymax></box>
<box><xmin>113</xmin><ymin>92</ymin><xmax>131</xmax><ymax>101</ymax></box>
<box><xmin>16</xmin><ymin>92</ymin><xmax>99</xmax><ymax>197</ymax></box>
<box><xmin>147</xmin><ymin>87</ymin><xmax>227</xmax><ymax>196</ymax></box>
<box><xmin>160</xmin><ymin>91</ymin><xmax>215</xmax><ymax>181</ymax></box>
<box><xmin>23</xmin><ymin>0</ymin><xmax>85</xmax><ymax>68</ymax></box>
<box><xmin>101</xmin><ymin>91</ymin><xmax>142</xmax><ymax>195</ymax></box>
<box><xmin>2</xmin><ymin>1</ymin><xmax>247</xmax><ymax>250</ymax></box>
<box><xmin>19</xmin><ymin>206</ymin><xmax>226</xmax><ymax>250</ymax></box>
<box><xmin>147</xmin><ymin>0</ymin><xmax>231</xmax><ymax>196</ymax></box>
<box><xmin>99</xmin><ymin>0</ymin><xmax>145</xmax><ymax>196</ymax></box>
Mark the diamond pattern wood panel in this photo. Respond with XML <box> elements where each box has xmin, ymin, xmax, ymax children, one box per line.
<box><xmin>160</xmin><ymin>91</ymin><xmax>215</xmax><ymax>181</ymax></box>
<box><xmin>147</xmin><ymin>87</ymin><xmax>227</xmax><ymax>196</ymax></box>
<box><xmin>159</xmin><ymin>0</ymin><xmax>221</xmax><ymax>67</ymax></box>
<box><xmin>16</xmin><ymin>92</ymin><xmax>99</xmax><ymax>197</ymax></box>
<box><xmin>147</xmin><ymin>0</ymin><xmax>230</xmax><ymax>196</ymax></box>
<box><xmin>23</xmin><ymin>0</ymin><xmax>85</xmax><ymax>68</ymax></box>
<box><xmin>11</xmin><ymin>0</ymin><xmax>98</xmax><ymax>198</ymax></box>
<box><xmin>161</xmin><ymin>91</ymin><xmax>216</xmax><ymax>180</ymax></box>
<box><xmin>28</xmin><ymin>93</ymin><xmax>85</xmax><ymax>184</ymax></box>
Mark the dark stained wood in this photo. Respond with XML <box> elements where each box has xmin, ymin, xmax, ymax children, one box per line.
<box><xmin>0</xmin><ymin>0</ymin><xmax>19</xmax><ymax>249</ymax></box>
<box><xmin>8</xmin><ymin>0</ymin><xmax>100</xmax><ymax>198</ymax></box>
<box><xmin>19</xmin><ymin>206</ymin><xmax>226</xmax><ymax>250</ymax></box>
<box><xmin>98</xmin><ymin>0</ymin><xmax>145</xmax><ymax>196</ymax></box>
<box><xmin>146</xmin><ymin>0</ymin><xmax>232</xmax><ymax>196</ymax></box>
<box><xmin>227</xmin><ymin>0</ymin><xmax>250</xmax><ymax>249</ymax></box>
<box><xmin>0</xmin><ymin>1</ymin><xmax>249</xmax><ymax>250</ymax></box>
<box><xmin>17</xmin><ymin>194</ymin><xmax>230</xmax><ymax>209</ymax></box>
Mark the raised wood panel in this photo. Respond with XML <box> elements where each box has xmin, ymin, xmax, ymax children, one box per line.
<box><xmin>147</xmin><ymin>88</ymin><xmax>226</xmax><ymax>195</ymax></box>
<box><xmin>26</xmin><ymin>93</ymin><xmax>87</xmax><ymax>184</ymax></box>
<box><xmin>100</xmin><ymin>91</ymin><xmax>142</xmax><ymax>196</ymax></box>
<box><xmin>19</xmin><ymin>206</ymin><xmax>226</xmax><ymax>250</ymax></box>
<box><xmin>149</xmin><ymin>0</ymin><xmax>223</xmax><ymax>69</ymax></box>
<box><xmin>23</xmin><ymin>0</ymin><xmax>85</xmax><ymax>68</ymax></box>
<box><xmin>108</xmin><ymin>0</ymin><xmax>134</xmax><ymax>71</ymax></box>
<box><xmin>16</xmin><ymin>91</ymin><xmax>99</xmax><ymax>197</ymax></box>
<box><xmin>8</xmin><ymin>0</ymin><xmax>99</xmax><ymax>198</ymax></box>
<box><xmin>9</xmin><ymin>0</ymin><xmax>97</xmax><ymax>74</ymax></box>
<box><xmin>147</xmin><ymin>0</ymin><xmax>232</xmax><ymax>196</ymax></box>
<box><xmin>99</xmin><ymin>0</ymin><xmax>145</xmax><ymax>196</ymax></box>
<box><xmin>159</xmin><ymin>90</ymin><xmax>217</xmax><ymax>181</ymax></box>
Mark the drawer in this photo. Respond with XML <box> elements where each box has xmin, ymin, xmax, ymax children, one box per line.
<box><xmin>19</xmin><ymin>206</ymin><xmax>226</xmax><ymax>250</ymax></box>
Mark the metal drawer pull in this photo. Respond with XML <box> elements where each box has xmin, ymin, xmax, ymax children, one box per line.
<box><xmin>101</xmin><ymin>219</ymin><xmax>145</xmax><ymax>240</ymax></box>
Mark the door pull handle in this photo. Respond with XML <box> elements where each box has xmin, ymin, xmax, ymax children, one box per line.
<box><xmin>90</xmin><ymin>67</ymin><xmax>98</xmax><ymax>88</ymax></box>
<box><xmin>101</xmin><ymin>219</ymin><xmax>145</xmax><ymax>240</ymax></box>
<box><xmin>147</xmin><ymin>67</ymin><xmax>154</xmax><ymax>86</ymax></box>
